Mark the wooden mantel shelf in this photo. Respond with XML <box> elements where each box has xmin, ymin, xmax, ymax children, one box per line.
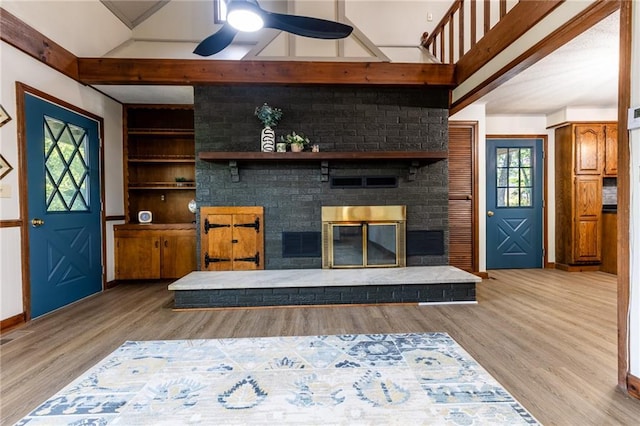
<box><xmin>199</xmin><ymin>151</ymin><xmax>447</xmax><ymax>161</ymax></box>
<box><xmin>199</xmin><ymin>151</ymin><xmax>447</xmax><ymax>182</ymax></box>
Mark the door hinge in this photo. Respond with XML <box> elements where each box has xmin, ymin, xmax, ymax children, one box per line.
<box><xmin>234</xmin><ymin>217</ymin><xmax>260</xmax><ymax>233</ymax></box>
<box><xmin>204</xmin><ymin>218</ymin><xmax>231</xmax><ymax>234</ymax></box>
<box><xmin>204</xmin><ymin>252</ymin><xmax>231</xmax><ymax>268</ymax></box>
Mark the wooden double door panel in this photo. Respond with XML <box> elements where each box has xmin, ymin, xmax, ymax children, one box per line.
<box><xmin>115</xmin><ymin>226</ymin><xmax>197</xmax><ymax>279</ymax></box>
<box><xmin>200</xmin><ymin>207</ymin><xmax>264</xmax><ymax>271</ymax></box>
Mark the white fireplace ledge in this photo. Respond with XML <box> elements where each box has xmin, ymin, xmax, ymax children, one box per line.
<box><xmin>168</xmin><ymin>266</ymin><xmax>481</xmax><ymax>291</ymax></box>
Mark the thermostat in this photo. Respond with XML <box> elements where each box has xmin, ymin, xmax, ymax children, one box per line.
<box><xmin>138</xmin><ymin>210</ymin><xmax>152</xmax><ymax>223</ymax></box>
<box><xmin>629</xmin><ymin>106</ymin><xmax>640</xmax><ymax>130</ymax></box>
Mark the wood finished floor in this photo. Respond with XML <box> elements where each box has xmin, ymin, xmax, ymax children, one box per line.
<box><xmin>1</xmin><ymin>269</ymin><xmax>640</xmax><ymax>425</ymax></box>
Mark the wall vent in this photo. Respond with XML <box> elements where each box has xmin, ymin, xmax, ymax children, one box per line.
<box><xmin>406</xmin><ymin>230</ymin><xmax>445</xmax><ymax>256</ymax></box>
<box><xmin>282</xmin><ymin>232</ymin><xmax>322</xmax><ymax>257</ymax></box>
<box><xmin>330</xmin><ymin>176</ymin><xmax>397</xmax><ymax>188</ymax></box>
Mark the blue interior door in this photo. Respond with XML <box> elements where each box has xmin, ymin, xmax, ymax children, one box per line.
<box><xmin>486</xmin><ymin>138</ymin><xmax>543</xmax><ymax>269</ymax></box>
<box><xmin>25</xmin><ymin>94</ymin><xmax>103</xmax><ymax>318</ymax></box>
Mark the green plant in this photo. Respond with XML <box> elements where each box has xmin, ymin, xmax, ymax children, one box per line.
<box><xmin>280</xmin><ymin>131</ymin><xmax>310</xmax><ymax>146</ymax></box>
<box><xmin>254</xmin><ymin>103</ymin><xmax>283</xmax><ymax>128</ymax></box>
<box><xmin>175</xmin><ymin>177</ymin><xmax>188</xmax><ymax>182</ymax></box>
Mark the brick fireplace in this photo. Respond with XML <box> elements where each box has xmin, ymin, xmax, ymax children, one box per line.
<box><xmin>194</xmin><ymin>85</ymin><xmax>449</xmax><ymax>270</ymax></box>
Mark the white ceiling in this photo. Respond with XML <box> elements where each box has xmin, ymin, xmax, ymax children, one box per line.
<box><xmin>1</xmin><ymin>1</ymin><xmax>619</xmax><ymax>115</ymax></box>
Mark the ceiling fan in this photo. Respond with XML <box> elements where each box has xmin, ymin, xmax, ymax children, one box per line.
<box><xmin>194</xmin><ymin>0</ymin><xmax>354</xmax><ymax>57</ymax></box>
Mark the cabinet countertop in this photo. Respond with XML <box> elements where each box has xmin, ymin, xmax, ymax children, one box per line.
<box><xmin>115</xmin><ymin>223</ymin><xmax>196</xmax><ymax>231</ymax></box>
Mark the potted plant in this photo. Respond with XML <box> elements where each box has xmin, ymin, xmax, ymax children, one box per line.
<box><xmin>175</xmin><ymin>176</ymin><xmax>189</xmax><ymax>187</ymax></box>
<box><xmin>280</xmin><ymin>132</ymin><xmax>310</xmax><ymax>152</ymax></box>
<box><xmin>255</xmin><ymin>103</ymin><xmax>282</xmax><ymax>152</ymax></box>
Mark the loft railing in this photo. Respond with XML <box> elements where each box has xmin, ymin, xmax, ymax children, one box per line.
<box><xmin>421</xmin><ymin>0</ymin><xmax>518</xmax><ymax>64</ymax></box>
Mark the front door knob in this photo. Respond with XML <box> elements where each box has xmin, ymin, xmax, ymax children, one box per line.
<box><xmin>487</xmin><ymin>211</ymin><xmax>494</xmax><ymax>217</ymax></box>
<box><xmin>31</xmin><ymin>218</ymin><xmax>45</xmax><ymax>227</ymax></box>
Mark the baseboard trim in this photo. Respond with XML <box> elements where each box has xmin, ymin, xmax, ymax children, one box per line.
<box><xmin>628</xmin><ymin>373</ymin><xmax>640</xmax><ymax>400</ymax></box>
<box><xmin>419</xmin><ymin>301</ymin><xmax>478</xmax><ymax>306</ymax></box>
<box><xmin>105</xmin><ymin>280</ymin><xmax>119</xmax><ymax>290</ymax></box>
<box><xmin>0</xmin><ymin>312</ymin><xmax>26</xmax><ymax>333</ymax></box>
<box><xmin>555</xmin><ymin>263</ymin><xmax>600</xmax><ymax>272</ymax></box>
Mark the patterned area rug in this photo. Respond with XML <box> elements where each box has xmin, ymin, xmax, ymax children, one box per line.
<box><xmin>16</xmin><ymin>333</ymin><xmax>540</xmax><ymax>425</ymax></box>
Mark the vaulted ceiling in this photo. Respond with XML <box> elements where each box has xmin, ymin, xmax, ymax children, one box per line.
<box><xmin>1</xmin><ymin>1</ymin><xmax>619</xmax><ymax>115</ymax></box>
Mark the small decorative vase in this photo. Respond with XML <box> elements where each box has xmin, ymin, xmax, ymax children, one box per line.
<box><xmin>291</xmin><ymin>143</ymin><xmax>303</xmax><ymax>152</ymax></box>
<box><xmin>276</xmin><ymin>142</ymin><xmax>287</xmax><ymax>152</ymax></box>
<box><xmin>261</xmin><ymin>126</ymin><xmax>275</xmax><ymax>152</ymax></box>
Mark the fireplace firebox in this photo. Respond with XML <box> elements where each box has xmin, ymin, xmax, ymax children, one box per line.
<box><xmin>321</xmin><ymin>206</ymin><xmax>406</xmax><ymax>268</ymax></box>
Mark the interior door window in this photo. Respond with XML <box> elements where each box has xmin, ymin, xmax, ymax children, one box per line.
<box><xmin>495</xmin><ymin>147</ymin><xmax>532</xmax><ymax>207</ymax></box>
<box><xmin>44</xmin><ymin>115</ymin><xmax>90</xmax><ymax>212</ymax></box>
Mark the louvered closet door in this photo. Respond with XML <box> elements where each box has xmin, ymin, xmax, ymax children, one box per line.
<box><xmin>448</xmin><ymin>124</ymin><xmax>475</xmax><ymax>272</ymax></box>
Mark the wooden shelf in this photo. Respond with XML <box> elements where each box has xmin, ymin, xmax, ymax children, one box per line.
<box><xmin>129</xmin><ymin>182</ymin><xmax>195</xmax><ymax>189</ymax></box>
<box><xmin>199</xmin><ymin>151</ymin><xmax>447</xmax><ymax>182</ymax></box>
<box><xmin>199</xmin><ymin>151</ymin><xmax>447</xmax><ymax>162</ymax></box>
<box><xmin>128</xmin><ymin>129</ymin><xmax>194</xmax><ymax>136</ymax></box>
<box><xmin>128</xmin><ymin>157</ymin><xmax>195</xmax><ymax>163</ymax></box>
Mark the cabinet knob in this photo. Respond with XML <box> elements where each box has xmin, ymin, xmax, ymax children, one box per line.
<box><xmin>487</xmin><ymin>210</ymin><xmax>494</xmax><ymax>217</ymax></box>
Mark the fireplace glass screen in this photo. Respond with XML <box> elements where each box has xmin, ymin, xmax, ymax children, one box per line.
<box><xmin>330</xmin><ymin>223</ymin><xmax>400</xmax><ymax>268</ymax></box>
<box><xmin>322</xmin><ymin>206</ymin><xmax>406</xmax><ymax>269</ymax></box>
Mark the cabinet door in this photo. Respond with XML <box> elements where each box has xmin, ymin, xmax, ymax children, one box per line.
<box><xmin>232</xmin><ymin>214</ymin><xmax>263</xmax><ymax>270</ymax></box>
<box><xmin>115</xmin><ymin>235</ymin><xmax>161</xmax><ymax>279</ymax></box>
<box><xmin>574</xmin><ymin>125</ymin><xmax>604</xmax><ymax>175</ymax></box>
<box><xmin>604</xmin><ymin>124</ymin><xmax>618</xmax><ymax>176</ymax></box>
<box><xmin>161</xmin><ymin>233</ymin><xmax>196</xmax><ymax>278</ymax></box>
<box><xmin>573</xmin><ymin>176</ymin><xmax>602</xmax><ymax>262</ymax></box>
<box><xmin>202</xmin><ymin>214</ymin><xmax>234</xmax><ymax>271</ymax></box>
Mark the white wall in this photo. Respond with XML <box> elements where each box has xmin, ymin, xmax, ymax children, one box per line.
<box><xmin>0</xmin><ymin>42</ymin><xmax>123</xmax><ymax>321</ymax></box>
<box><xmin>628</xmin><ymin>0</ymin><xmax>640</xmax><ymax>378</ymax></box>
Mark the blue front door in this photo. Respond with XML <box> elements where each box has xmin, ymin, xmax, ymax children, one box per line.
<box><xmin>25</xmin><ymin>94</ymin><xmax>103</xmax><ymax>317</ymax></box>
<box><xmin>486</xmin><ymin>138</ymin><xmax>543</xmax><ymax>269</ymax></box>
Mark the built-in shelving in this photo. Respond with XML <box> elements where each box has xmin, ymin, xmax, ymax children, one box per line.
<box><xmin>124</xmin><ymin>104</ymin><xmax>195</xmax><ymax>224</ymax></box>
<box><xmin>198</xmin><ymin>151</ymin><xmax>448</xmax><ymax>182</ymax></box>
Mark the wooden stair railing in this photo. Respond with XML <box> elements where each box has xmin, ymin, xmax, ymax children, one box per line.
<box><xmin>421</xmin><ymin>0</ymin><xmax>517</xmax><ymax>65</ymax></box>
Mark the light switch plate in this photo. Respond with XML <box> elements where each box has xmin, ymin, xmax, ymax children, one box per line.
<box><xmin>628</xmin><ymin>106</ymin><xmax>640</xmax><ymax>130</ymax></box>
<box><xmin>0</xmin><ymin>184</ymin><xmax>12</xmax><ymax>198</ymax></box>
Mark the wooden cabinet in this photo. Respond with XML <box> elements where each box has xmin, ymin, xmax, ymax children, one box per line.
<box><xmin>604</xmin><ymin>124</ymin><xmax>618</xmax><ymax>176</ymax></box>
<box><xmin>200</xmin><ymin>207</ymin><xmax>264</xmax><ymax>271</ymax></box>
<box><xmin>555</xmin><ymin>122</ymin><xmax>616</xmax><ymax>269</ymax></box>
<box><xmin>116</xmin><ymin>105</ymin><xmax>197</xmax><ymax>280</ymax></box>
<box><xmin>573</xmin><ymin>125</ymin><xmax>604</xmax><ymax>175</ymax></box>
<box><xmin>601</xmin><ymin>211</ymin><xmax>617</xmax><ymax>274</ymax></box>
<box><xmin>115</xmin><ymin>225</ymin><xmax>196</xmax><ymax>279</ymax></box>
<box><xmin>573</xmin><ymin>176</ymin><xmax>602</xmax><ymax>262</ymax></box>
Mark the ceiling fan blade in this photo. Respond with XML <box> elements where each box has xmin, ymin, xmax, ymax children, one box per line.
<box><xmin>264</xmin><ymin>12</ymin><xmax>353</xmax><ymax>39</ymax></box>
<box><xmin>193</xmin><ymin>23</ymin><xmax>238</xmax><ymax>56</ymax></box>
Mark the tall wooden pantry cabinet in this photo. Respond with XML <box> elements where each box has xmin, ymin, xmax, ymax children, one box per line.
<box><xmin>555</xmin><ymin>122</ymin><xmax>617</xmax><ymax>271</ymax></box>
<box><xmin>114</xmin><ymin>105</ymin><xmax>197</xmax><ymax>280</ymax></box>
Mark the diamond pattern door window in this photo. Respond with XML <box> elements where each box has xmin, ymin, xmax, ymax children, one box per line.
<box><xmin>496</xmin><ymin>147</ymin><xmax>532</xmax><ymax>207</ymax></box>
<box><xmin>44</xmin><ymin>115</ymin><xmax>90</xmax><ymax>212</ymax></box>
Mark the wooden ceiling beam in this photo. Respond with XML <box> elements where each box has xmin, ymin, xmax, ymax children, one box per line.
<box><xmin>76</xmin><ymin>58</ymin><xmax>456</xmax><ymax>87</ymax></box>
<box><xmin>0</xmin><ymin>8</ymin><xmax>78</xmax><ymax>80</ymax></box>
<box><xmin>2</xmin><ymin>6</ymin><xmax>454</xmax><ymax>89</ymax></box>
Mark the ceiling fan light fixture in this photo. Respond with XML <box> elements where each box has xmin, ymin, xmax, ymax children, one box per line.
<box><xmin>227</xmin><ymin>8</ymin><xmax>264</xmax><ymax>32</ymax></box>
